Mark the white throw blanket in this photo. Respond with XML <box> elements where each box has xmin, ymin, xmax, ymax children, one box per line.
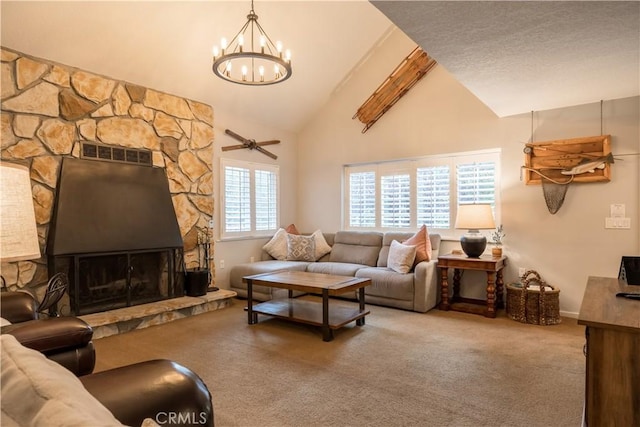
<box><xmin>1</xmin><ymin>334</ymin><xmax>124</xmax><ymax>427</ymax></box>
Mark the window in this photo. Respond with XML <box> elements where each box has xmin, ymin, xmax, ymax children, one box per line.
<box><xmin>220</xmin><ymin>158</ymin><xmax>279</xmax><ymax>239</ymax></box>
<box><xmin>344</xmin><ymin>150</ymin><xmax>500</xmax><ymax>235</ymax></box>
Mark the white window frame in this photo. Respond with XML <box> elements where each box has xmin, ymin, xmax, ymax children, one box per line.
<box><xmin>219</xmin><ymin>158</ymin><xmax>280</xmax><ymax>240</ymax></box>
<box><xmin>343</xmin><ymin>149</ymin><xmax>501</xmax><ymax>238</ymax></box>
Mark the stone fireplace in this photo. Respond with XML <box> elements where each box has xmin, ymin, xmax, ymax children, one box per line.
<box><xmin>0</xmin><ymin>46</ymin><xmax>215</xmax><ymax>315</ymax></box>
<box><xmin>47</xmin><ymin>156</ymin><xmax>186</xmax><ymax>315</ymax></box>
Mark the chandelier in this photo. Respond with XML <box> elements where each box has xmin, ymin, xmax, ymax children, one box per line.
<box><xmin>211</xmin><ymin>0</ymin><xmax>292</xmax><ymax>86</ymax></box>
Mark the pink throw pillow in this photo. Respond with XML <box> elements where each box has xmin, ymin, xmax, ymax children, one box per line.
<box><xmin>403</xmin><ymin>224</ymin><xmax>432</xmax><ymax>263</ymax></box>
<box><xmin>285</xmin><ymin>223</ymin><xmax>300</xmax><ymax>235</ymax></box>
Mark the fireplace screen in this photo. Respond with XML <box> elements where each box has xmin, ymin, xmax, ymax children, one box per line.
<box><xmin>52</xmin><ymin>249</ymin><xmax>182</xmax><ymax>315</ymax></box>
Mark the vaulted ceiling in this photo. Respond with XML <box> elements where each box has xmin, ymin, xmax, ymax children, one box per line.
<box><xmin>2</xmin><ymin>1</ymin><xmax>638</xmax><ymax>133</ymax></box>
<box><xmin>372</xmin><ymin>1</ymin><xmax>640</xmax><ymax>117</ymax></box>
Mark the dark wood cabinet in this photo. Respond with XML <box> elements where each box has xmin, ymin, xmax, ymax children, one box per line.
<box><xmin>578</xmin><ymin>276</ymin><xmax>640</xmax><ymax>426</ymax></box>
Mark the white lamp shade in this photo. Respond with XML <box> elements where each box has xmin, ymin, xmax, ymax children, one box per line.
<box><xmin>454</xmin><ymin>204</ymin><xmax>496</xmax><ymax>230</ymax></box>
<box><xmin>0</xmin><ymin>163</ymin><xmax>41</xmax><ymax>262</ymax></box>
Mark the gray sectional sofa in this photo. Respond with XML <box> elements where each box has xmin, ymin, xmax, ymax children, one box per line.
<box><xmin>229</xmin><ymin>230</ymin><xmax>441</xmax><ymax>313</ymax></box>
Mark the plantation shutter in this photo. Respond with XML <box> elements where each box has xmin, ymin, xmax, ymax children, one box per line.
<box><xmin>416</xmin><ymin>165</ymin><xmax>451</xmax><ymax>229</ymax></box>
<box><xmin>254</xmin><ymin>169</ymin><xmax>278</xmax><ymax>231</ymax></box>
<box><xmin>343</xmin><ymin>150</ymin><xmax>500</xmax><ymax>231</ymax></box>
<box><xmin>457</xmin><ymin>161</ymin><xmax>496</xmax><ymax>206</ymax></box>
<box><xmin>224</xmin><ymin>165</ymin><xmax>251</xmax><ymax>233</ymax></box>
<box><xmin>349</xmin><ymin>171</ymin><xmax>376</xmax><ymax>227</ymax></box>
<box><xmin>380</xmin><ymin>173</ymin><xmax>411</xmax><ymax>228</ymax></box>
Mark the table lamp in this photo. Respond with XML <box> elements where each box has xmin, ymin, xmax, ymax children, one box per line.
<box><xmin>454</xmin><ymin>204</ymin><xmax>495</xmax><ymax>258</ymax></box>
<box><xmin>0</xmin><ymin>163</ymin><xmax>41</xmax><ymax>288</ymax></box>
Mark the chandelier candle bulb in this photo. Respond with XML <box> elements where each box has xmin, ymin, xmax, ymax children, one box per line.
<box><xmin>211</xmin><ymin>0</ymin><xmax>292</xmax><ymax>85</ymax></box>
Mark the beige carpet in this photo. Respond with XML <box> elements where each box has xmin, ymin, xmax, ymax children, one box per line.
<box><xmin>93</xmin><ymin>297</ymin><xmax>585</xmax><ymax>427</ymax></box>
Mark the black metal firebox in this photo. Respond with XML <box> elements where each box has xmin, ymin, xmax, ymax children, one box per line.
<box><xmin>47</xmin><ymin>157</ymin><xmax>185</xmax><ymax>315</ymax></box>
<box><xmin>50</xmin><ymin>249</ymin><xmax>183</xmax><ymax>315</ymax></box>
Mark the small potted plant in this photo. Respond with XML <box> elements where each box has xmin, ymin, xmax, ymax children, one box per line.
<box><xmin>491</xmin><ymin>224</ymin><xmax>505</xmax><ymax>257</ymax></box>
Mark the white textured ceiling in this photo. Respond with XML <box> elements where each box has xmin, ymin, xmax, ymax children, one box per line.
<box><xmin>1</xmin><ymin>1</ymin><xmax>639</xmax><ymax>132</ymax></box>
<box><xmin>372</xmin><ymin>1</ymin><xmax>640</xmax><ymax>117</ymax></box>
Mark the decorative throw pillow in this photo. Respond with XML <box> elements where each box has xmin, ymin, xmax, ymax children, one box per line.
<box><xmin>387</xmin><ymin>240</ymin><xmax>417</xmax><ymax>274</ymax></box>
<box><xmin>285</xmin><ymin>223</ymin><xmax>300</xmax><ymax>235</ymax></box>
<box><xmin>311</xmin><ymin>230</ymin><xmax>332</xmax><ymax>260</ymax></box>
<box><xmin>403</xmin><ymin>224</ymin><xmax>432</xmax><ymax>263</ymax></box>
<box><xmin>262</xmin><ymin>228</ymin><xmax>288</xmax><ymax>260</ymax></box>
<box><xmin>286</xmin><ymin>233</ymin><xmax>316</xmax><ymax>262</ymax></box>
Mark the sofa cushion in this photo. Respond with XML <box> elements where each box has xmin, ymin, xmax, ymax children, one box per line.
<box><xmin>329</xmin><ymin>231</ymin><xmax>382</xmax><ymax>266</ymax></box>
<box><xmin>387</xmin><ymin>240</ymin><xmax>417</xmax><ymax>274</ymax></box>
<box><xmin>403</xmin><ymin>224</ymin><xmax>432</xmax><ymax>263</ymax></box>
<box><xmin>1</xmin><ymin>334</ymin><xmax>123</xmax><ymax>427</ymax></box>
<box><xmin>355</xmin><ymin>267</ymin><xmax>414</xmax><ymax>301</ymax></box>
<box><xmin>286</xmin><ymin>234</ymin><xmax>316</xmax><ymax>262</ymax></box>
<box><xmin>262</xmin><ymin>228</ymin><xmax>288</xmax><ymax>260</ymax></box>
<box><xmin>306</xmin><ymin>262</ymin><xmax>369</xmax><ymax>276</ymax></box>
<box><xmin>285</xmin><ymin>223</ymin><xmax>300</xmax><ymax>234</ymax></box>
<box><xmin>311</xmin><ymin>230</ymin><xmax>332</xmax><ymax>260</ymax></box>
<box><xmin>377</xmin><ymin>232</ymin><xmax>414</xmax><ymax>267</ymax></box>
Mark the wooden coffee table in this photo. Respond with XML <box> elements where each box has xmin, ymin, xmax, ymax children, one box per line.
<box><xmin>243</xmin><ymin>271</ymin><xmax>371</xmax><ymax>341</ymax></box>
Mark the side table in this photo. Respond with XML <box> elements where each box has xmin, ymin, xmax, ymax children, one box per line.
<box><xmin>437</xmin><ymin>253</ymin><xmax>507</xmax><ymax>318</ymax></box>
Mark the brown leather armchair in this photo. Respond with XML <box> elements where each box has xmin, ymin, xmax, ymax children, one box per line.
<box><xmin>0</xmin><ymin>291</ymin><xmax>96</xmax><ymax>375</ymax></box>
<box><xmin>81</xmin><ymin>359</ymin><xmax>215</xmax><ymax>427</ymax></box>
<box><xmin>1</xmin><ymin>292</ymin><xmax>215</xmax><ymax>426</ymax></box>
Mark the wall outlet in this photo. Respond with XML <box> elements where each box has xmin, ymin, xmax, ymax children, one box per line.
<box><xmin>605</xmin><ymin>217</ymin><xmax>631</xmax><ymax>229</ymax></box>
<box><xmin>250</xmin><ymin>256</ymin><xmax>255</xmax><ymax>263</ymax></box>
<box><xmin>219</xmin><ymin>260</ymin><xmax>225</xmax><ymax>269</ymax></box>
<box><xmin>518</xmin><ymin>267</ymin><xmax>526</xmax><ymax>277</ymax></box>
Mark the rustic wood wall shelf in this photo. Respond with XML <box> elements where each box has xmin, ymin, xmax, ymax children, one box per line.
<box><xmin>523</xmin><ymin>135</ymin><xmax>612</xmax><ymax>185</ymax></box>
<box><xmin>353</xmin><ymin>46</ymin><xmax>437</xmax><ymax>133</ymax></box>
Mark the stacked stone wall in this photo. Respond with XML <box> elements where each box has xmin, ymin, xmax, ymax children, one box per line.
<box><xmin>1</xmin><ymin>47</ymin><xmax>215</xmax><ymax>300</ymax></box>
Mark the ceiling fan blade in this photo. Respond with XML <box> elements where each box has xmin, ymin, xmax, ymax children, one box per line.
<box><xmin>256</xmin><ymin>140</ymin><xmax>281</xmax><ymax>146</ymax></box>
<box><xmin>256</xmin><ymin>146</ymin><xmax>278</xmax><ymax>160</ymax></box>
<box><xmin>221</xmin><ymin>144</ymin><xmax>247</xmax><ymax>151</ymax></box>
<box><xmin>225</xmin><ymin>129</ymin><xmax>250</xmax><ymax>144</ymax></box>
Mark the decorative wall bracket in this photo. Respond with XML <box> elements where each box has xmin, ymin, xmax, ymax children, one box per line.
<box><xmin>353</xmin><ymin>46</ymin><xmax>437</xmax><ymax>133</ymax></box>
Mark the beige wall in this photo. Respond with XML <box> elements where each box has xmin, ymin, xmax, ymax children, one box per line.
<box><xmin>295</xmin><ymin>28</ymin><xmax>640</xmax><ymax>316</ymax></box>
<box><xmin>212</xmin><ymin>109</ymin><xmax>299</xmax><ymax>290</ymax></box>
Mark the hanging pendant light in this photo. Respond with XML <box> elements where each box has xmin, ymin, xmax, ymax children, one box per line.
<box><xmin>212</xmin><ymin>0</ymin><xmax>292</xmax><ymax>86</ymax></box>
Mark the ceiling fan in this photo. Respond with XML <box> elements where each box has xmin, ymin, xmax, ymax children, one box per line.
<box><xmin>221</xmin><ymin>129</ymin><xmax>280</xmax><ymax>159</ymax></box>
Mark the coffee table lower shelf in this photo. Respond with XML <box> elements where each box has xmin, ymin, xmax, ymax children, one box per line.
<box><xmin>250</xmin><ymin>298</ymin><xmax>369</xmax><ymax>339</ymax></box>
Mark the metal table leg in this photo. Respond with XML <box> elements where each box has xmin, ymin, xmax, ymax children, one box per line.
<box><xmin>247</xmin><ymin>279</ymin><xmax>257</xmax><ymax>324</ymax></box>
<box><xmin>322</xmin><ymin>289</ymin><xmax>333</xmax><ymax>342</ymax></box>
<box><xmin>356</xmin><ymin>286</ymin><xmax>366</xmax><ymax>326</ymax></box>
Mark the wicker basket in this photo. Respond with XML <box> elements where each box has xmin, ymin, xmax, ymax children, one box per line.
<box><xmin>506</xmin><ymin>270</ymin><xmax>561</xmax><ymax>325</ymax></box>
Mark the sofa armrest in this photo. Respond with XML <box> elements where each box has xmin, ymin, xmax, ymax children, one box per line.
<box><xmin>2</xmin><ymin>317</ymin><xmax>96</xmax><ymax>375</ymax></box>
<box><xmin>81</xmin><ymin>359</ymin><xmax>214</xmax><ymax>427</ymax></box>
<box><xmin>0</xmin><ymin>291</ymin><xmax>38</xmax><ymax>323</ymax></box>
<box><xmin>412</xmin><ymin>259</ymin><xmax>440</xmax><ymax>313</ymax></box>
<box><xmin>1</xmin><ymin>317</ymin><xmax>93</xmax><ymax>353</ymax></box>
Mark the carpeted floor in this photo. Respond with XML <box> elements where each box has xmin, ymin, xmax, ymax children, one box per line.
<box><xmin>93</xmin><ymin>297</ymin><xmax>585</xmax><ymax>427</ymax></box>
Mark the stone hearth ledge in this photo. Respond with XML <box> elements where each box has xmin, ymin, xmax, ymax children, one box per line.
<box><xmin>80</xmin><ymin>289</ymin><xmax>236</xmax><ymax>339</ymax></box>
